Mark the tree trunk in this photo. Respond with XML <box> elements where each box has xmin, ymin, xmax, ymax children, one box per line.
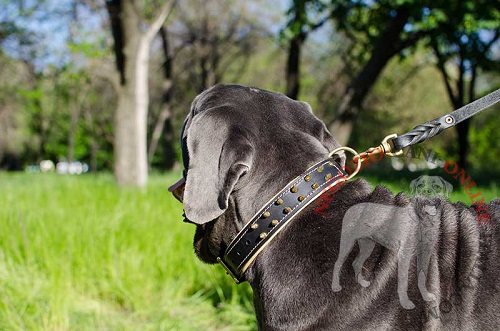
<box><xmin>456</xmin><ymin>64</ymin><xmax>476</xmax><ymax>169</ymax></box>
<box><xmin>67</xmin><ymin>102</ymin><xmax>79</xmax><ymax>162</ymax></box>
<box><xmin>329</xmin><ymin>7</ymin><xmax>411</xmax><ymax>145</ymax></box>
<box><xmin>147</xmin><ymin>26</ymin><xmax>175</xmax><ymax>170</ymax></box>
<box><xmin>83</xmin><ymin>110</ymin><xmax>98</xmax><ymax>172</ymax></box>
<box><xmin>456</xmin><ymin>120</ymin><xmax>470</xmax><ymax>169</ymax></box>
<box><xmin>285</xmin><ymin>0</ymin><xmax>306</xmax><ymax>100</ymax></box>
<box><xmin>286</xmin><ymin>34</ymin><xmax>305</xmax><ymax>100</ymax></box>
<box><xmin>161</xmin><ymin>114</ymin><xmax>176</xmax><ymax>169</ymax></box>
<box><xmin>434</xmin><ymin>44</ymin><xmax>473</xmax><ymax>170</ymax></box>
<box><xmin>113</xmin><ymin>0</ymin><xmax>147</xmax><ymax>186</ymax></box>
<box><xmin>108</xmin><ymin>0</ymin><xmax>176</xmax><ymax>187</ymax></box>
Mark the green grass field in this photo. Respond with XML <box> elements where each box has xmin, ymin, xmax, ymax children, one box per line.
<box><xmin>0</xmin><ymin>172</ymin><xmax>254</xmax><ymax>331</ymax></box>
<box><xmin>0</xmin><ymin>169</ymin><xmax>497</xmax><ymax>330</ymax></box>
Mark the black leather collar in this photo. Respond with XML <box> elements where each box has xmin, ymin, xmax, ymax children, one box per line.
<box><xmin>217</xmin><ymin>157</ymin><xmax>347</xmax><ymax>283</ymax></box>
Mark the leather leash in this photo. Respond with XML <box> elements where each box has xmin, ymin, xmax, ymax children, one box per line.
<box><xmin>384</xmin><ymin>88</ymin><xmax>500</xmax><ymax>156</ymax></box>
<box><xmin>350</xmin><ymin>88</ymin><xmax>500</xmax><ymax>164</ymax></box>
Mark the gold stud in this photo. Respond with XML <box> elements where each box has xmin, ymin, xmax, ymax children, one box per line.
<box><xmin>262</xmin><ymin>211</ymin><xmax>271</xmax><ymax>218</ymax></box>
<box><xmin>311</xmin><ymin>183</ymin><xmax>319</xmax><ymax>189</ymax></box>
<box><xmin>251</xmin><ymin>223</ymin><xmax>259</xmax><ymax>230</ymax></box>
<box><xmin>259</xmin><ymin>232</ymin><xmax>268</xmax><ymax>239</ymax></box>
<box><xmin>298</xmin><ymin>195</ymin><xmax>305</xmax><ymax>202</ymax></box>
<box><xmin>328</xmin><ymin>162</ymin><xmax>334</xmax><ymax>166</ymax></box>
<box><xmin>275</xmin><ymin>198</ymin><xmax>284</xmax><ymax>205</ymax></box>
<box><xmin>271</xmin><ymin>219</ymin><xmax>279</xmax><ymax>226</ymax></box>
<box><xmin>304</xmin><ymin>174</ymin><xmax>312</xmax><ymax>182</ymax></box>
<box><xmin>290</xmin><ymin>186</ymin><xmax>298</xmax><ymax>193</ymax></box>
<box><xmin>317</xmin><ymin>165</ymin><xmax>324</xmax><ymax>173</ymax></box>
<box><xmin>324</xmin><ymin>173</ymin><xmax>332</xmax><ymax>180</ymax></box>
<box><xmin>284</xmin><ymin>207</ymin><xmax>292</xmax><ymax>214</ymax></box>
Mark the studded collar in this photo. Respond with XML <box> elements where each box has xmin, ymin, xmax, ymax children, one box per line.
<box><xmin>217</xmin><ymin>157</ymin><xmax>347</xmax><ymax>283</ymax></box>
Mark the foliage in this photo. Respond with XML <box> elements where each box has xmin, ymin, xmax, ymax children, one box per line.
<box><xmin>468</xmin><ymin>103</ymin><xmax>500</xmax><ymax>172</ymax></box>
<box><xmin>0</xmin><ymin>0</ymin><xmax>498</xmax><ymax>173</ymax></box>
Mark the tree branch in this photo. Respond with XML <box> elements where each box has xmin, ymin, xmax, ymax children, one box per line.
<box><xmin>144</xmin><ymin>0</ymin><xmax>177</xmax><ymax>42</ymax></box>
<box><xmin>432</xmin><ymin>41</ymin><xmax>458</xmax><ymax>108</ymax></box>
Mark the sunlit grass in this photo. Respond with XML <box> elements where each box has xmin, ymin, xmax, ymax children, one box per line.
<box><xmin>0</xmin><ymin>172</ymin><xmax>254</xmax><ymax>331</ymax></box>
<box><xmin>0</xmin><ymin>170</ymin><xmax>496</xmax><ymax>330</ymax></box>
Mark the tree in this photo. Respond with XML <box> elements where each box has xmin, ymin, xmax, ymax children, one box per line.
<box><xmin>0</xmin><ymin>53</ymin><xmax>34</xmax><ymax>170</ymax></box>
<box><xmin>282</xmin><ymin>0</ymin><xmax>331</xmax><ymax>99</ymax></box>
<box><xmin>173</xmin><ymin>0</ymin><xmax>260</xmax><ymax>93</ymax></box>
<box><xmin>105</xmin><ymin>0</ymin><xmax>176</xmax><ymax>187</ymax></box>
<box><xmin>325</xmin><ymin>1</ymin><xmax>430</xmax><ymax>144</ymax></box>
<box><xmin>147</xmin><ymin>25</ymin><xmax>175</xmax><ymax>170</ymax></box>
<box><xmin>426</xmin><ymin>1</ymin><xmax>499</xmax><ymax>168</ymax></box>
<box><xmin>286</xmin><ymin>0</ymin><xmax>499</xmax><ymax>161</ymax></box>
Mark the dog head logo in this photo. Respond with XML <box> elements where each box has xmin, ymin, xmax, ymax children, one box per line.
<box><xmin>410</xmin><ymin>175</ymin><xmax>452</xmax><ymax>197</ymax></box>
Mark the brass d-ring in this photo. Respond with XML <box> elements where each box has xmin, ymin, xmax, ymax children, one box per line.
<box><xmin>329</xmin><ymin>146</ymin><xmax>362</xmax><ymax>181</ymax></box>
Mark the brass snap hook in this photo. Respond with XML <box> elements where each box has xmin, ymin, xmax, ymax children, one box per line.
<box><xmin>381</xmin><ymin>134</ymin><xmax>403</xmax><ymax>157</ymax></box>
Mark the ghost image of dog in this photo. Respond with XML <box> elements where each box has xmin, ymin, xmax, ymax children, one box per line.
<box><xmin>411</xmin><ymin>175</ymin><xmax>453</xmax><ymax>197</ymax></box>
<box><xmin>332</xmin><ymin>199</ymin><xmax>440</xmax><ymax>309</ymax></box>
<box><xmin>332</xmin><ymin>198</ymin><xmax>441</xmax><ymax>309</ymax></box>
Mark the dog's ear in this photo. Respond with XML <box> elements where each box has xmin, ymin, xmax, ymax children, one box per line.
<box><xmin>439</xmin><ymin>177</ymin><xmax>453</xmax><ymax>196</ymax></box>
<box><xmin>320</xmin><ymin>122</ymin><xmax>346</xmax><ymax>167</ymax></box>
<box><xmin>410</xmin><ymin>177</ymin><xmax>420</xmax><ymax>195</ymax></box>
<box><xmin>183</xmin><ymin>111</ymin><xmax>254</xmax><ymax>224</ymax></box>
<box><xmin>302</xmin><ymin>102</ymin><xmax>346</xmax><ymax>167</ymax></box>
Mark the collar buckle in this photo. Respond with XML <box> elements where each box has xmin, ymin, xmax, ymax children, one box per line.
<box><xmin>217</xmin><ymin>257</ymin><xmax>241</xmax><ymax>284</ymax></box>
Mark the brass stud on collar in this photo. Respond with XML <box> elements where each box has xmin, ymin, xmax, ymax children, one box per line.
<box><xmin>290</xmin><ymin>186</ymin><xmax>298</xmax><ymax>193</ymax></box>
<box><xmin>275</xmin><ymin>198</ymin><xmax>284</xmax><ymax>205</ymax></box>
<box><xmin>317</xmin><ymin>165</ymin><xmax>324</xmax><ymax>173</ymax></box>
<box><xmin>304</xmin><ymin>174</ymin><xmax>312</xmax><ymax>182</ymax></box>
<box><xmin>251</xmin><ymin>223</ymin><xmax>259</xmax><ymax>230</ymax></box>
<box><xmin>262</xmin><ymin>211</ymin><xmax>271</xmax><ymax>218</ymax></box>
<box><xmin>271</xmin><ymin>219</ymin><xmax>279</xmax><ymax>226</ymax></box>
<box><xmin>284</xmin><ymin>207</ymin><xmax>292</xmax><ymax>214</ymax></box>
<box><xmin>324</xmin><ymin>173</ymin><xmax>332</xmax><ymax>180</ymax></box>
<box><xmin>311</xmin><ymin>182</ymin><xmax>319</xmax><ymax>189</ymax></box>
<box><xmin>298</xmin><ymin>195</ymin><xmax>305</xmax><ymax>202</ymax></box>
<box><xmin>259</xmin><ymin>232</ymin><xmax>268</xmax><ymax>239</ymax></box>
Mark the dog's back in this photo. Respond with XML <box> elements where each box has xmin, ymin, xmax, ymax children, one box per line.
<box><xmin>248</xmin><ymin>181</ymin><xmax>500</xmax><ymax>330</ymax></box>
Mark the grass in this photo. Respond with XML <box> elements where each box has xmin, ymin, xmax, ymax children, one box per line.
<box><xmin>0</xmin><ymin>167</ymin><xmax>497</xmax><ymax>330</ymax></box>
<box><xmin>0</xmin><ymin>172</ymin><xmax>255</xmax><ymax>331</ymax></box>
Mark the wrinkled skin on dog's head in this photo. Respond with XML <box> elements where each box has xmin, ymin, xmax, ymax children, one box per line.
<box><xmin>179</xmin><ymin>84</ymin><xmax>344</xmax><ymax>264</ymax></box>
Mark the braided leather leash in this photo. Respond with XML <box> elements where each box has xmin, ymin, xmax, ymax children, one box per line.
<box><xmin>356</xmin><ymin>88</ymin><xmax>500</xmax><ymax>161</ymax></box>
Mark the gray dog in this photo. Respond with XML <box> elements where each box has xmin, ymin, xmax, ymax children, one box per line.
<box><xmin>173</xmin><ymin>84</ymin><xmax>500</xmax><ymax>331</ymax></box>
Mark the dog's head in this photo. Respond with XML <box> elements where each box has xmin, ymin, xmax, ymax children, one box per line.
<box><xmin>169</xmin><ymin>84</ymin><xmax>344</xmax><ymax>263</ymax></box>
<box><xmin>410</xmin><ymin>175</ymin><xmax>453</xmax><ymax>197</ymax></box>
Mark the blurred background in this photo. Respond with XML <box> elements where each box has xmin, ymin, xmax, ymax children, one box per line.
<box><xmin>0</xmin><ymin>0</ymin><xmax>498</xmax><ymax>330</ymax></box>
<box><xmin>1</xmin><ymin>0</ymin><xmax>499</xmax><ymax>182</ymax></box>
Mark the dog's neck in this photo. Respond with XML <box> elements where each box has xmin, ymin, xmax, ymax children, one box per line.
<box><xmin>235</xmin><ymin>152</ymin><xmax>334</xmax><ymax>225</ymax></box>
<box><xmin>244</xmin><ymin>179</ymin><xmax>375</xmax><ymax>328</ymax></box>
